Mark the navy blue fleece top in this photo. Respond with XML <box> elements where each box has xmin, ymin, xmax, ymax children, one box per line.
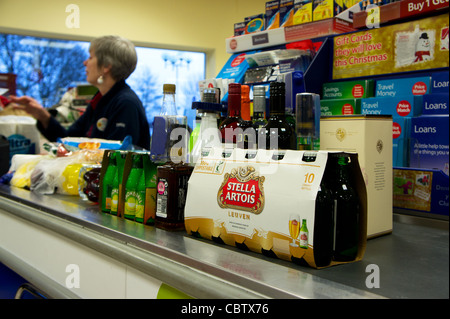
<box><xmin>38</xmin><ymin>80</ymin><xmax>150</xmax><ymax>149</ymax></box>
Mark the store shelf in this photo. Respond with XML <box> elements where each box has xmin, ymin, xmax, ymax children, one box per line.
<box><xmin>0</xmin><ymin>184</ymin><xmax>448</xmax><ymax>299</ymax></box>
<box><xmin>353</xmin><ymin>0</ymin><xmax>449</xmax><ymax>29</ymax></box>
<box><xmin>226</xmin><ymin>18</ymin><xmax>356</xmax><ymax>54</ymax></box>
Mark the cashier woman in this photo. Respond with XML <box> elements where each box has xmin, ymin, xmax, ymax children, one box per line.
<box><xmin>11</xmin><ymin>35</ymin><xmax>151</xmax><ymax>149</ymax></box>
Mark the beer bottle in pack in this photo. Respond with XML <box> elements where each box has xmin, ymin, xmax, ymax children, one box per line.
<box><xmin>302</xmin><ymin>152</ymin><xmax>334</xmax><ymax>267</ymax></box>
<box><xmin>329</xmin><ymin>154</ymin><xmax>360</xmax><ymax>262</ymax></box>
<box><xmin>313</xmin><ymin>180</ymin><xmax>334</xmax><ymax>267</ymax></box>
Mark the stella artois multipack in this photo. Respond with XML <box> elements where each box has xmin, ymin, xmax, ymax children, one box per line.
<box><xmin>184</xmin><ymin>147</ymin><xmax>367</xmax><ymax>269</ymax></box>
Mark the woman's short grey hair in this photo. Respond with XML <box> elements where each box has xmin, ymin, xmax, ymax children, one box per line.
<box><xmin>90</xmin><ymin>35</ymin><xmax>137</xmax><ymax>81</ymax></box>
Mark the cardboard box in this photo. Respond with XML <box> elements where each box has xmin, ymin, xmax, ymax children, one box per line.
<box><xmin>393</xmin><ymin>168</ymin><xmax>449</xmax><ymax>218</ymax></box>
<box><xmin>245</xmin><ymin>14</ymin><xmax>265</xmax><ymax>34</ymax></box>
<box><xmin>313</xmin><ymin>0</ymin><xmax>345</xmax><ymax>21</ymax></box>
<box><xmin>375</xmin><ymin>76</ymin><xmax>431</xmax><ymax>97</ymax></box>
<box><xmin>99</xmin><ymin>150</ymin><xmax>158</xmax><ymax>224</ymax></box>
<box><xmin>320</xmin><ymin>98</ymin><xmax>361</xmax><ymax>115</ymax></box>
<box><xmin>422</xmin><ymin>93</ymin><xmax>449</xmax><ymax>115</ymax></box>
<box><xmin>320</xmin><ymin>115</ymin><xmax>393</xmax><ymax>238</ymax></box>
<box><xmin>265</xmin><ymin>0</ymin><xmax>281</xmax><ymax>30</ymax></box>
<box><xmin>392</xmin><ymin>116</ymin><xmax>411</xmax><ymax>168</ymax></box>
<box><xmin>361</xmin><ymin>95</ymin><xmax>423</xmax><ymax>117</ymax></box>
<box><xmin>280</xmin><ymin>0</ymin><xmax>295</xmax><ymax>27</ymax></box>
<box><xmin>216</xmin><ymin>51</ymin><xmax>258</xmax><ymax>87</ymax></box>
<box><xmin>409</xmin><ymin>115</ymin><xmax>449</xmax><ymax>175</ymax></box>
<box><xmin>234</xmin><ymin>22</ymin><xmax>246</xmax><ymax>36</ymax></box>
<box><xmin>293</xmin><ymin>0</ymin><xmax>313</xmax><ymax>25</ymax></box>
<box><xmin>322</xmin><ymin>79</ymin><xmax>375</xmax><ymax>99</ymax></box>
<box><xmin>184</xmin><ymin>148</ymin><xmax>367</xmax><ymax>269</ymax></box>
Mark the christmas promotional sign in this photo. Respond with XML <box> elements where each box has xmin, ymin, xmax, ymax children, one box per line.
<box><xmin>332</xmin><ymin>13</ymin><xmax>449</xmax><ymax>80</ymax></box>
<box><xmin>184</xmin><ymin>148</ymin><xmax>367</xmax><ymax>269</ymax></box>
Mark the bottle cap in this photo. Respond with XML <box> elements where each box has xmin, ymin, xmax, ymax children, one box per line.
<box><xmin>228</xmin><ymin>83</ymin><xmax>241</xmax><ymax>95</ymax></box>
<box><xmin>269</xmin><ymin>81</ymin><xmax>285</xmax><ymax>96</ymax></box>
<box><xmin>163</xmin><ymin>84</ymin><xmax>176</xmax><ymax>94</ymax></box>
<box><xmin>253</xmin><ymin>85</ymin><xmax>266</xmax><ymax>96</ymax></box>
<box><xmin>253</xmin><ymin>85</ymin><xmax>266</xmax><ymax>113</ymax></box>
<box><xmin>241</xmin><ymin>85</ymin><xmax>250</xmax><ymax>96</ymax></box>
<box><xmin>203</xmin><ymin>88</ymin><xmax>220</xmax><ymax>103</ymax></box>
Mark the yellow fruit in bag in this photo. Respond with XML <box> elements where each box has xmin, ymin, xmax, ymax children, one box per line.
<box><xmin>62</xmin><ymin>163</ymin><xmax>83</xmax><ymax>195</ymax></box>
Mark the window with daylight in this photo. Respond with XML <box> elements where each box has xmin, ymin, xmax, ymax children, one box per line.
<box><xmin>0</xmin><ymin>33</ymin><xmax>206</xmax><ymax>132</ymax></box>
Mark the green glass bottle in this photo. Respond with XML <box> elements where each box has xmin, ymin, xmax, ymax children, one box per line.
<box><xmin>299</xmin><ymin>219</ymin><xmax>309</xmax><ymax>249</ymax></box>
<box><xmin>101</xmin><ymin>152</ymin><xmax>117</xmax><ymax>213</ymax></box>
<box><xmin>124</xmin><ymin>154</ymin><xmax>143</xmax><ymax>220</ymax></box>
<box><xmin>329</xmin><ymin>155</ymin><xmax>360</xmax><ymax>262</ymax></box>
<box><xmin>260</xmin><ymin>82</ymin><xmax>296</xmax><ymax>150</ymax></box>
<box><xmin>134</xmin><ymin>169</ymin><xmax>146</xmax><ymax>223</ymax></box>
<box><xmin>110</xmin><ymin>166</ymin><xmax>120</xmax><ymax>216</ymax></box>
<box><xmin>313</xmin><ymin>181</ymin><xmax>334</xmax><ymax>267</ymax></box>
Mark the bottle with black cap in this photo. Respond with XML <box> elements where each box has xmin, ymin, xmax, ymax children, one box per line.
<box><xmin>259</xmin><ymin>81</ymin><xmax>296</xmax><ymax>150</ymax></box>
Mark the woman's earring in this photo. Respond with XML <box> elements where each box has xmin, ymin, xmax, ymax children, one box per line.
<box><xmin>97</xmin><ymin>75</ymin><xmax>104</xmax><ymax>84</ymax></box>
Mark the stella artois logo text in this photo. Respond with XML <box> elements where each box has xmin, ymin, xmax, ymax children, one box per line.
<box><xmin>217</xmin><ymin>166</ymin><xmax>265</xmax><ymax>214</ymax></box>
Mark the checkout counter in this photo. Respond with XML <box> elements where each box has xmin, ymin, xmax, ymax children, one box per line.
<box><xmin>0</xmin><ymin>183</ymin><xmax>448</xmax><ymax>299</ymax></box>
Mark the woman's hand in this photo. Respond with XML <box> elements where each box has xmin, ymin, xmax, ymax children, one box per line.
<box><xmin>10</xmin><ymin>95</ymin><xmax>51</xmax><ymax>129</ymax></box>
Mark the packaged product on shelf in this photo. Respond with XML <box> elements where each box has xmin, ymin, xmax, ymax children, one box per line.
<box><xmin>293</xmin><ymin>0</ymin><xmax>313</xmax><ymax>25</ymax></box>
<box><xmin>375</xmin><ymin>76</ymin><xmax>431</xmax><ymax>97</ymax></box>
<box><xmin>265</xmin><ymin>0</ymin><xmax>281</xmax><ymax>30</ymax></box>
<box><xmin>245</xmin><ymin>14</ymin><xmax>265</xmax><ymax>34</ymax></box>
<box><xmin>360</xmin><ymin>95</ymin><xmax>423</xmax><ymax>117</ymax></box>
<box><xmin>313</xmin><ymin>0</ymin><xmax>345</xmax><ymax>22</ymax></box>
<box><xmin>322</xmin><ymin>79</ymin><xmax>374</xmax><ymax>99</ymax></box>
<box><xmin>280</xmin><ymin>0</ymin><xmax>295</xmax><ymax>27</ymax></box>
<box><xmin>392</xmin><ymin>116</ymin><xmax>411</xmax><ymax>168</ymax></box>
<box><xmin>320</xmin><ymin>98</ymin><xmax>361</xmax><ymax>115</ymax></box>
<box><xmin>216</xmin><ymin>51</ymin><xmax>258</xmax><ymax>96</ymax></box>
<box><xmin>422</xmin><ymin>93</ymin><xmax>449</xmax><ymax>115</ymax></box>
<box><xmin>234</xmin><ymin>22</ymin><xmax>246</xmax><ymax>36</ymax></box>
<box><xmin>409</xmin><ymin>115</ymin><xmax>449</xmax><ymax>175</ymax></box>
<box><xmin>360</xmin><ymin>95</ymin><xmax>424</xmax><ymax>167</ymax></box>
<box><xmin>184</xmin><ymin>148</ymin><xmax>367</xmax><ymax>269</ymax></box>
<box><xmin>320</xmin><ymin>115</ymin><xmax>393</xmax><ymax>238</ymax></box>
<box><xmin>431</xmin><ymin>71</ymin><xmax>449</xmax><ymax>94</ymax></box>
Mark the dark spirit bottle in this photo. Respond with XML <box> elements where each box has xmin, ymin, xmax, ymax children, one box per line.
<box><xmin>259</xmin><ymin>82</ymin><xmax>296</xmax><ymax>150</ymax></box>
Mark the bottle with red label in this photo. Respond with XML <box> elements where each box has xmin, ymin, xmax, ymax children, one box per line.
<box><xmin>219</xmin><ymin>83</ymin><xmax>245</xmax><ymax>148</ymax></box>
